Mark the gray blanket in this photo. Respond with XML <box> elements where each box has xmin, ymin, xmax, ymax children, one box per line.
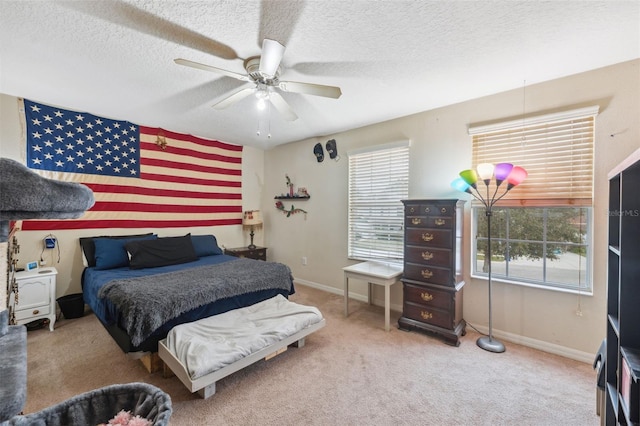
<box><xmin>98</xmin><ymin>258</ymin><xmax>294</xmax><ymax>346</ymax></box>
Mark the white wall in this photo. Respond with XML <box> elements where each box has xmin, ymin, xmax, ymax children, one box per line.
<box><xmin>0</xmin><ymin>94</ymin><xmax>265</xmax><ymax>297</ymax></box>
<box><xmin>2</xmin><ymin>59</ymin><xmax>638</xmax><ymax>360</ymax></box>
<box><xmin>263</xmin><ymin>59</ymin><xmax>640</xmax><ymax>361</ymax></box>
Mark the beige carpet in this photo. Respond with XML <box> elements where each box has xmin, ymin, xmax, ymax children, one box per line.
<box><xmin>22</xmin><ymin>284</ymin><xmax>598</xmax><ymax>425</ymax></box>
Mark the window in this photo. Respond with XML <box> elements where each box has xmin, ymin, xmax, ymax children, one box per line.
<box><xmin>348</xmin><ymin>141</ymin><xmax>409</xmax><ymax>262</ymax></box>
<box><xmin>472</xmin><ymin>206</ymin><xmax>591</xmax><ymax>291</ymax></box>
<box><xmin>469</xmin><ymin>106</ymin><xmax>598</xmax><ymax>292</ymax></box>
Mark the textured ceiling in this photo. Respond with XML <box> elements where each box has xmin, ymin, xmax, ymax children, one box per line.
<box><xmin>1</xmin><ymin>1</ymin><xmax>638</xmax><ymax>150</ymax></box>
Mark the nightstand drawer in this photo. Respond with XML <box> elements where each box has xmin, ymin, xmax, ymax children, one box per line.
<box><xmin>403</xmin><ymin>284</ymin><xmax>452</xmax><ymax>310</ymax></box>
<box><xmin>402</xmin><ymin>302</ymin><xmax>452</xmax><ymax>330</ymax></box>
<box><xmin>15</xmin><ymin>304</ymin><xmax>50</xmax><ymax>321</ymax></box>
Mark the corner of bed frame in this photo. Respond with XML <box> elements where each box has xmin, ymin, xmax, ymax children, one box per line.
<box><xmin>140</xmin><ymin>352</ymin><xmax>163</xmax><ymax>373</ymax></box>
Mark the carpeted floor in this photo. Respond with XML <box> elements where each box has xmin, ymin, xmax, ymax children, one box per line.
<box><xmin>22</xmin><ymin>284</ymin><xmax>599</xmax><ymax>425</ymax></box>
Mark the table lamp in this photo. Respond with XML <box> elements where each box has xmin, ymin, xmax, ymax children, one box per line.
<box><xmin>243</xmin><ymin>210</ymin><xmax>263</xmax><ymax>249</ymax></box>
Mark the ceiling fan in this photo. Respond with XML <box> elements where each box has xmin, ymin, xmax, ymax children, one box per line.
<box><xmin>175</xmin><ymin>39</ymin><xmax>342</xmax><ymax>121</ymax></box>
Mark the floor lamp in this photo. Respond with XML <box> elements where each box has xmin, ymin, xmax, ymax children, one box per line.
<box><xmin>451</xmin><ymin>163</ymin><xmax>527</xmax><ymax>353</ymax></box>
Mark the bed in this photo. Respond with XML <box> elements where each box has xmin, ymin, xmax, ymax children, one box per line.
<box><xmin>80</xmin><ymin>233</ymin><xmax>295</xmax><ymax>354</ymax></box>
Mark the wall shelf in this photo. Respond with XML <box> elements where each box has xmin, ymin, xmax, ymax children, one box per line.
<box><xmin>274</xmin><ymin>196</ymin><xmax>310</xmax><ymax>200</ymax></box>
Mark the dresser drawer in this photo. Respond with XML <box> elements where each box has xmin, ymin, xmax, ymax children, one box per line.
<box><xmin>406</xmin><ymin>203</ymin><xmax>453</xmax><ymax>217</ymax></box>
<box><xmin>402</xmin><ymin>302</ymin><xmax>452</xmax><ymax>330</ymax></box>
<box><xmin>405</xmin><ymin>246</ymin><xmax>451</xmax><ymax>268</ymax></box>
<box><xmin>403</xmin><ymin>283</ymin><xmax>452</xmax><ymax>310</ymax></box>
<box><xmin>406</xmin><ymin>228</ymin><xmax>452</xmax><ymax>248</ymax></box>
<box><xmin>423</xmin><ymin>204</ymin><xmax>454</xmax><ymax>217</ymax></box>
<box><xmin>405</xmin><ymin>216</ymin><xmax>454</xmax><ymax>229</ymax></box>
<box><xmin>404</xmin><ymin>263</ymin><xmax>454</xmax><ymax>286</ymax></box>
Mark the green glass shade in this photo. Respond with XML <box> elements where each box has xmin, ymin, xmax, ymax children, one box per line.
<box><xmin>459</xmin><ymin>169</ymin><xmax>478</xmax><ymax>186</ymax></box>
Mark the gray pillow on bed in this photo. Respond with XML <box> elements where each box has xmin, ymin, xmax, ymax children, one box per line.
<box><xmin>125</xmin><ymin>235</ymin><xmax>198</xmax><ymax>269</ymax></box>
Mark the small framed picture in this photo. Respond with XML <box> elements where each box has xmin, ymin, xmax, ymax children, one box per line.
<box><xmin>26</xmin><ymin>261</ymin><xmax>38</xmax><ymax>271</ymax></box>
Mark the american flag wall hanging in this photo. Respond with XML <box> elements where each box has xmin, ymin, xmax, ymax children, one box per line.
<box><xmin>21</xmin><ymin>99</ymin><xmax>243</xmax><ymax>230</ymax></box>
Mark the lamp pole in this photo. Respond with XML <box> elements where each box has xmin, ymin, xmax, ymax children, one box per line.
<box><xmin>451</xmin><ymin>163</ymin><xmax>527</xmax><ymax>354</ymax></box>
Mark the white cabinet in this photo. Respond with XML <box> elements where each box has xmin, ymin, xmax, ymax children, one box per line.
<box><xmin>10</xmin><ymin>267</ymin><xmax>57</xmax><ymax>331</ymax></box>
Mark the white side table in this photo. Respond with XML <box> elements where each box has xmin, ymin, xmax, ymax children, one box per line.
<box><xmin>11</xmin><ymin>267</ymin><xmax>58</xmax><ymax>331</ymax></box>
<box><xmin>342</xmin><ymin>261</ymin><xmax>403</xmax><ymax>331</ymax></box>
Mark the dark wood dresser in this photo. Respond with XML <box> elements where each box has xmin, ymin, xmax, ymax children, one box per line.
<box><xmin>398</xmin><ymin>199</ymin><xmax>466</xmax><ymax>346</ymax></box>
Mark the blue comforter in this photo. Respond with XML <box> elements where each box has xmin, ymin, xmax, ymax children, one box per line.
<box><xmin>82</xmin><ymin>254</ymin><xmax>295</xmax><ymax>348</ymax></box>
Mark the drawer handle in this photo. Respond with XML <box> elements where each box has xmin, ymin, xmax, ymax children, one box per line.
<box><xmin>421</xmin><ymin>269</ymin><xmax>433</xmax><ymax>279</ymax></box>
<box><xmin>421</xmin><ymin>292</ymin><xmax>433</xmax><ymax>302</ymax></box>
<box><xmin>421</xmin><ymin>311</ymin><xmax>433</xmax><ymax>320</ymax></box>
<box><xmin>421</xmin><ymin>251</ymin><xmax>434</xmax><ymax>260</ymax></box>
<box><xmin>32</xmin><ymin>309</ymin><xmax>39</xmax><ymax>315</ymax></box>
<box><xmin>409</xmin><ymin>207</ymin><xmax>416</xmax><ymax>213</ymax></box>
<box><xmin>411</xmin><ymin>218</ymin><xmax>422</xmax><ymax>225</ymax></box>
<box><xmin>424</xmin><ymin>207</ymin><xmax>431</xmax><ymax>213</ymax></box>
<box><xmin>435</xmin><ymin>218</ymin><xmax>446</xmax><ymax>226</ymax></box>
<box><xmin>441</xmin><ymin>207</ymin><xmax>447</xmax><ymax>213</ymax></box>
<box><xmin>421</xmin><ymin>233</ymin><xmax>434</xmax><ymax>242</ymax></box>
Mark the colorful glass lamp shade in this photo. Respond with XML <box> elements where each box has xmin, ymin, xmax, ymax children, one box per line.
<box><xmin>450</xmin><ymin>162</ymin><xmax>527</xmax><ymax>354</ymax></box>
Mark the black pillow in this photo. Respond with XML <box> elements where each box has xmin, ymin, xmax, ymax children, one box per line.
<box><xmin>125</xmin><ymin>234</ymin><xmax>198</xmax><ymax>270</ymax></box>
<box><xmin>80</xmin><ymin>233</ymin><xmax>154</xmax><ymax>267</ymax></box>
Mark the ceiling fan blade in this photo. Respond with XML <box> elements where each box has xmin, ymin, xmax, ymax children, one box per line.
<box><xmin>212</xmin><ymin>87</ymin><xmax>255</xmax><ymax>110</ymax></box>
<box><xmin>269</xmin><ymin>92</ymin><xmax>298</xmax><ymax>121</ymax></box>
<box><xmin>278</xmin><ymin>80</ymin><xmax>342</xmax><ymax>99</ymax></box>
<box><xmin>174</xmin><ymin>58</ymin><xmax>251</xmax><ymax>82</ymax></box>
<box><xmin>259</xmin><ymin>39</ymin><xmax>285</xmax><ymax>77</ymax></box>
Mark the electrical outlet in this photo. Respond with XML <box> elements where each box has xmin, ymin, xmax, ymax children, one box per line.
<box><xmin>575</xmin><ymin>309</ymin><xmax>583</xmax><ymax>317</ymax></box>
<box><xmin>302</xmin><ymin>257</ymin><xmax>307</xmax><ymax>266</ymax></box>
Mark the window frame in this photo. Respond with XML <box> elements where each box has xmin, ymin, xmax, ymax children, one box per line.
<box><xmin>347</xmin><ymin>140</ymin><xmax>410</xmax><ymax>263</ymax></box>
<box><xmin>468</xmin><ymin>106</ymin><xmax>597</xmax><ymax>294</ymax></box>
<box><xmin>470</xmin><ymin>205</ymin><xmax>593</xmax><ymax>294</ymax></box>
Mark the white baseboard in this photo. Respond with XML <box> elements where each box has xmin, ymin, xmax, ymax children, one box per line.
<box><xmin>467</xmin><ymin>323</ymin><xmax>593</xmax><ymax>364</ymax></box>
<box><xmin>294</xmin><ymin>277</ymin><xmax>593</xmax><ymax>364</ymax></box>
<box><xmin>293</xmin><ymin>277</ymin><xmax>403</xmax><ymax>312</ymax></box>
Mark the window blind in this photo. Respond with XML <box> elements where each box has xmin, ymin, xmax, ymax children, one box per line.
<box><xmin>348</xmin><ymin>143</ymin><xmax>409</xmax><ymax>261</ymax></box>
<box><xmin>469</xmin><ymin>106</ymin><xmax>598</xmax><ymax>207</ymax></box>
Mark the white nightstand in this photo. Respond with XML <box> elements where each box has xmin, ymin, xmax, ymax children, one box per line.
<box><xmin>10</xmin><ymin>267</ymin><xmax>58</xmax><ymax>331</ymax></box>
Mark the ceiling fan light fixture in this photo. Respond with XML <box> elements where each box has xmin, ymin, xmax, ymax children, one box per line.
<box><xmin>255</xmin><ymin>87</ymin><xmax>270</xmax><ymax>110</ymax></box>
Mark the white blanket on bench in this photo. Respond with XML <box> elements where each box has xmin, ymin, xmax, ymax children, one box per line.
<box><xmin>164</xmin><ymin>295</ymin><xmax>323</xmax><ymax>380</ymax></box>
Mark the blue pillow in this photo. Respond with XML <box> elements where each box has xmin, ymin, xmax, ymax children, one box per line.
<box><xmin>190</xmin><ymin>234</ymin><xmax>223</xmax><ymax>257</ymax></box>
<box><xmin>93</xmin><ymin>235</ymin><xmax>157</xmax><ymax>270</ymax></box>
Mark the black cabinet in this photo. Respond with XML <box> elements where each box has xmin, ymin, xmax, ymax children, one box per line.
<box><xmin>605</xmin><ymin>148</ymin><xmax>640</xmax><ymax>425</ymax></box>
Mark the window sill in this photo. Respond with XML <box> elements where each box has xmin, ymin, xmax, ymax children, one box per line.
<box><xmin>470</xmin><ymin>273</ymin><xmax>593</xmax><ymax>296</ymax></box>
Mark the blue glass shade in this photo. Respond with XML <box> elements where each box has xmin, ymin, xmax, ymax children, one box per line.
<box><xmin>451</xmin><ymin>177</ymin><xmax>471</xmax><ymax>193</ymax></box>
